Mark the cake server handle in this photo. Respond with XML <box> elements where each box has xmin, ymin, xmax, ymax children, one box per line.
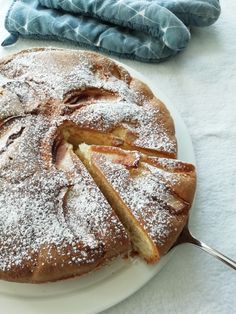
<box><xmin>173</xmin><ymin>225</ymin><xmax>236</xmax><ymax>270</ymax></box>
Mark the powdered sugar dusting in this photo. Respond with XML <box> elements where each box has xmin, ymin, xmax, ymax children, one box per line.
<box><xmin>0</xmin><ymin>49</ymin><xmax>176</xmax><ymax>155</ymax></box>
<box><xmin>0</xmin><ymin>124</ymin><xmax>128</xmax><ymax>271</ymax></box>
<box><xmin>0</xmin><ymin>49</ymin><xmax>137</xmax><ymax>104</ymax></box>
<box><xmin>72</xmin><ymin>100</ymin><xmax>176</xmax><ymax>154</ymax></box>
<box><xmin>93</xmin><ymin>152</ymin><xmax>187</xmax><ymax>246</ymax></box>
<box><xmin>0</xmin><ymin>48</ymin><xmax>179</xmax><ymax>276</ymax></box>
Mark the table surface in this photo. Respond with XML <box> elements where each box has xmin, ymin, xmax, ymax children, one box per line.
<box><xmin>0</xmin><ymin>1</ymin><xmax>236</xmax><ymax>313</ymax></box>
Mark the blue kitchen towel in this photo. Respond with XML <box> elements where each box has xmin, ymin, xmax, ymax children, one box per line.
<box><xmin>2</xmin><ymin>0</ymin><xmax>220</xmax><ymax>63</ymax></box>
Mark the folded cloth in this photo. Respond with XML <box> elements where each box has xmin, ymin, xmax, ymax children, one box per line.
<box><xmin>2</xmin><ymin>0</ymin><xmax>221</xmax><ymax>63</ymax></box>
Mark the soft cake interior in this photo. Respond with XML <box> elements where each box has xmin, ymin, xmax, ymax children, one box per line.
<box><xmin>77</xmin><ymin>143</ymin><xmax>160</xmax><ymax>263</ymax></box>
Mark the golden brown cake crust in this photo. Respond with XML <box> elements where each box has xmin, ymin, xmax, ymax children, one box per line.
<box><xmin>0</xmin><ymin>48</ymin><xmax>194</xmax><ymax>283</ymax></box>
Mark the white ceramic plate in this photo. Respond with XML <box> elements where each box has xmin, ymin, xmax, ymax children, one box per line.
<box><xmin>0</xmin><ymin>3</ymin><xmax>195</xmax><ymax>312</ymax></box>
<box><xmin>0</xmin><ymin>58</ymin><xmax>195</xmax><ymax>314</ymax></box>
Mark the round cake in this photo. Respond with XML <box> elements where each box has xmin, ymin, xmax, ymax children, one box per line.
<box><xmin>0</xmin><ymin>48</ymin><xmax>196</xmax><ymax>283</ymax></box>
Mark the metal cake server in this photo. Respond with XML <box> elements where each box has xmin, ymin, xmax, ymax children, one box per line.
<box><xmin>172</xmin><ymin>223</ymin><xmax>236</xmax><ymax>270</ymax></box>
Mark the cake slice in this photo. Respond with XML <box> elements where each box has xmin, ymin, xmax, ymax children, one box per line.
<box><xmin>78</xmin><ymin>144</ymin><xmax>196</xmax><ymax>263</ymax></box>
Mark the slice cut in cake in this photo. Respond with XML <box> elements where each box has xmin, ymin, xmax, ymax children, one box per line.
<box><xmin>78</xmin><ymin>144</ymin><xmax>196</xmax><ymax>263</ymax></box>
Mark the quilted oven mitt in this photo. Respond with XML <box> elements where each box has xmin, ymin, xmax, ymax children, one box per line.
<box><xmin>2</xmin><ymin>0</ymin><xmax>221</xmax><ymax>63</ymax></box>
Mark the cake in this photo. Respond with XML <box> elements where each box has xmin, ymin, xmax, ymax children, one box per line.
<box><xmin>78</xmin><ymin>144</ymin><xmax>196</xmax><ymax>263</ymax></box>
<box><xmin>0</xmin><ymin>48</ymin><xmax>196</xmax><ymax>283</ymax></box>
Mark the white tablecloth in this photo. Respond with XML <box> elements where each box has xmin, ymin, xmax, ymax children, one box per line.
<box><xmin>0</xmin><ymin>1</ymin><xmax>235</xmax><ymax>313</ymax></box>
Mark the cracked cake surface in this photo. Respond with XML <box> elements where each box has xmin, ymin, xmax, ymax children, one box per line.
<box><xmin>0</xmin><ymin>48</ymin><xmax>196</xmax><ymax>283</ymax></box>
